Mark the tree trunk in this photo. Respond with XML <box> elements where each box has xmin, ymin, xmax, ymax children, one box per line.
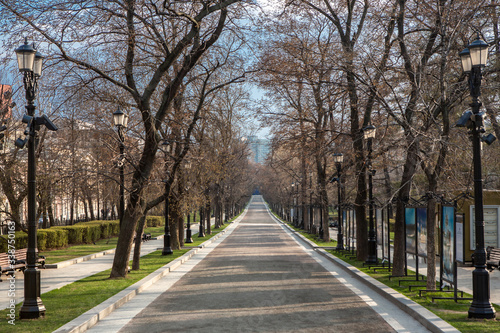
<box><xmin>206</xmin><ymin>200</ymin><xmax>211</xmax><ymax>235</ymax></box>
<box><xmin>83</xmin><ymin>198</ymin><xmax>89</xmax><ymax>221</ymax></box>
<box><xmin>383</xmin><ymin>154</ymin><xmax>394</xmax><ymax>219</ymax></box>
<box><xmin>170</xmin><ymin>193</ymin><xmax>181</xmax><ymax>250</ymax></box>
<box><xmin>426</xmin><ymin>196</ymin><xmax>437</xmax><ymax>290</ymax></box>
<box><xmin>317</xmin><ymin>157</ymin><xmax>329</xmax><ymax>242</ymax></box>
<box><xmin>11</xmin><ymin>204</ymin><xmax>23</xmax><ymax>231</ymax></box>
<box><xmin>353</xmin><ymin>130</ymin><xmax>368</xmax><ymax>261</ymax></box>
<box><xmin>110</xmin><ymin>208</ymin><xmax>138</xmax><ymax>278</ymax></box>
<box><xmin>393</xmin><ymin>134</ymin><xmax>420</xmax><ymax>276</ymax></box>
<box><xmin>48</xmin><ymin>204</ymin><xmax>55</xmax><ymax>227</ymax></box>
<box><xmin>132</xmin><ymin>214</ymin><xmax>147</xmax><ymax>271</ymax></box>
<box><xmin>88</xmin><ymin>194</ymin><xmax>95</xmax><ymax>221</ymax></box>
<box><xmin>70</xmin><ymin>186</ymin><xmax>75</xmax><ymax>225</ymax></box>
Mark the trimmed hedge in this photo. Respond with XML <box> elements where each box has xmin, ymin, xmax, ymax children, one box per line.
<box><xmin>0</xmin><ymin>220</ymin><xmax>120</xmax><ymax>252</ymax></box>
<box><xmin>146</xmin><ymin>216</ymin><xmax>164</xmax><ymax>227</ymax></box>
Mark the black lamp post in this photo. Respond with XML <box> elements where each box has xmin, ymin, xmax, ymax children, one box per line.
<box><xmin>333</xmin><ymin>153</ymin><xmax>344</xmax><ymax>250</ymax></box>
<box><xmin>16</xmin><ymin>38</ymin><xmax>47</xmax><ymax>320</ymax></box>
<box><xmin>458</xmin><ymin>34</ymin><xmax>496</xmax><ymax>319</ymax></box>
<box><xmin>364</xmin><ymin>124</ymin><xmax>378</xmax><ymax>264</ymax></box>
<box><xmin>113</xmin><ymin>107</ymin><xmax>128</xmax><ymax>229</ymax></box>
<box><xmin>162</xmin><ymin>140</ymin><xmax>173</xmax><ymax>255</ymax></box>
<box><xmin>198</xmin><ymin>205</ymin><xmax>205</xmax><ymax>237</ymax></box>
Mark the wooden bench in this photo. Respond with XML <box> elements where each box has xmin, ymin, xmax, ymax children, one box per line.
<box><xmin>0</xmin><ymin>252</ymin><xmax>26</xmax><ymax>282</ymax></box>
<box><xmin>487</xmin><ymin>246</ymin><xmax>500</xmax><ymax>271</ymax></box>
<box><xmin>0</xmin><ymin>253</ymin><xmax>22</xmax><ymax>280</ymax></box>
<box><xmin>133</xmin><ymin>232</ymin><xmax>152</xmax><ymax>243</ymax></box>
<box><xmin>14</xmin><ymin>248</ymin><xmax>46</xmax><ymax>269</ymax></box>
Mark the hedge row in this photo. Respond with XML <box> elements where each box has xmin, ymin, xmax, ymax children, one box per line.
<box><xmin>0</xmin><ymin>220</ymin><xmax>120</xmax><ymax>253</ymax></box>
<box><xmin>145</xmin><ymin>216</ymin><xmax>164</xmax><ymax>227</ymax></box>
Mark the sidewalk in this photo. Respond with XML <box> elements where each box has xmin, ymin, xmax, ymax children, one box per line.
<box><xmin>328</xmin><ymin>227</ymin><xmax>500</xmax><ymax>305</ymax></box>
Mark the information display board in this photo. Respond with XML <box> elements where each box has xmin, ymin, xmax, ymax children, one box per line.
<box><xmin>442</xmin><ymin>206</ymin><xmax>455</xmax><ymax>284</ymax></box>
<box><xmin>417</xmin><ymin>207</ymin><xmax>427</xmax><ymax>256</ymax></box>
<box><xmin>405</xmin><ymin>207</ymin><xmax>416</xmax><ymax>255</ymax></box>
<box><xmin>456</xmin><ymin>214</ymin><xmax>464</xmax><ymax>264</ymax></box>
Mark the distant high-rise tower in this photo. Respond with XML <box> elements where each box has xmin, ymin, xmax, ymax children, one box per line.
<box><xmin>247</xmin><ymin>135</ymin><xmax>270</xmax><ymax>164</ymax></box>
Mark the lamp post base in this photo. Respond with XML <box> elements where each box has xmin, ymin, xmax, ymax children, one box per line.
<box><xmin>336</xmin><ymin>233</ymin><xmax>344</xmax><ymax>251</ymax></box>
<box><xmin>468</xmin><ymin>267</ymin><xmax>496</xmax><ymax>319</ymax></box>
<box><xmin>162</xmin><ymin>247</ymin><xmax>173</xmax><ymax>255</ymax></box>
<box><xmin>19</xmin><ymin>268</ymin><xmax>46</xmax><ymax>319</ymax></box>
<box><xmin>365</xmin><ymin>239</ymin><xmax>378</xmax><ymax>264</ymax></box>
<box><xmin>185</xmin><ymin>229</ymin><xmax>193</xmax><ymax>243</ymax></box>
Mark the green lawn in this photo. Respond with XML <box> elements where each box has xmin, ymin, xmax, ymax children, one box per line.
<box><xmin>39</xmin><ymin>225</ymin><xmax>193</xmax><ymax>264</ymax></box>
<box><xmin>40</xmin><ymin>237</ymin><xmax>119</xmax><ymax>264</ymax></box>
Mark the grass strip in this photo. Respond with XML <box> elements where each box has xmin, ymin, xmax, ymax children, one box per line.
<box><xmin>40</xmin><ymin>224</ymin><xmax>194</xmax><ymax>265</ymax></box>
<box><xmin>40</xmin><ymin>237</ymin><xmax>119</xmax><ymax>265</ymax></box>
<box><xmin>285</xmin><ymin>223</ymin><xmax>499</xmax><ymax>333</ymax></box>
<box><xmin>1</xmin><ymin>222</ymin><xmax>231</xmax><ymax>332</ymax></box>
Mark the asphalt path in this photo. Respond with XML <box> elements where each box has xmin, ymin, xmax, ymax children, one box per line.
<box><xmin>89</xmin><ymin>196</ymin><xmax>431</xmax><ymax>333</ymax></box>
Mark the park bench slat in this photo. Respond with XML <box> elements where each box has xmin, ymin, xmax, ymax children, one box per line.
<box><xmin>0</xmin><ymin>248</ymin><xmax>46</xmax><ymax>281</ymax></box>
<box><xmin>486</xmin><ymin>247</ymin><xmax>500</xmax><ymax>271</ymax></box>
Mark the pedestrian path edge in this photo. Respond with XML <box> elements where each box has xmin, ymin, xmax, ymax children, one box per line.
<box><xmin>53</xmin><ymin>206</ymin><xmax>250</xmax><ymax>333</ymax></box>
<box><xmin>264</xmin><ymin>204</ymin><xmax>459</xmax><ymax>333</ymax></box>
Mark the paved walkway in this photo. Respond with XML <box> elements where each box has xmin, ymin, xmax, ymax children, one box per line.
<box><xmin>83</xmin><ymin>196</ymin><xmax>442</xmax><ymax>333</ymax></box>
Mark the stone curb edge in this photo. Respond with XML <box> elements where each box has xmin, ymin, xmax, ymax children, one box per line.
<box><xmin>53</xmin><ymin>205</ymin><xmax>250</xmax><ymax>333</ymax></box>
<box><xmin>263</xmin><ymin>203</ymin><xmax>459</xmax><ymax>333</ymax></box>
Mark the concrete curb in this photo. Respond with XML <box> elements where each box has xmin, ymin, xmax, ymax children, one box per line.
<box><xmin>265</xmin><ymin>207</ymin><xmax>459</xmax><ymax>333</ymax></box>
<box><xmin>53</xmin><ymin>206</ymin><xmax>250</xmax><ymax>333</ymax></box>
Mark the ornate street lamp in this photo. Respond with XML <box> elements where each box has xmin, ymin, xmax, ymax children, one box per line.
<box><xmin>364</xmin><ymin>124</ymin><xmax>378</xmax><ymax>264</ymax></box>
<box><xmin>162</xmin><ymin>140</ymin><xmax>173</xmax><ymax>255</ymax></box>
<box><xmin>113</xmin><ymin>106</ymin><xmax>128</xmax><ymax>229</ymax></box>
<box><xmin>15</xmin><ymin>38</ymin><xmax>57</xmax><ymax>320</ymax></box>
<box><xmin>198</xmin><ymin>205</ymin><xmax>205</xmax><ymax>238</ymax></box>
<box><xmin>458</xmin><ymin>34</ymin><xmax>496</xmax><ymax>319</ymax></box>
<box><xmin>333</xmin><ymin>153</ymin><xmax>344</xmax><ymax>250</ymax></box>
